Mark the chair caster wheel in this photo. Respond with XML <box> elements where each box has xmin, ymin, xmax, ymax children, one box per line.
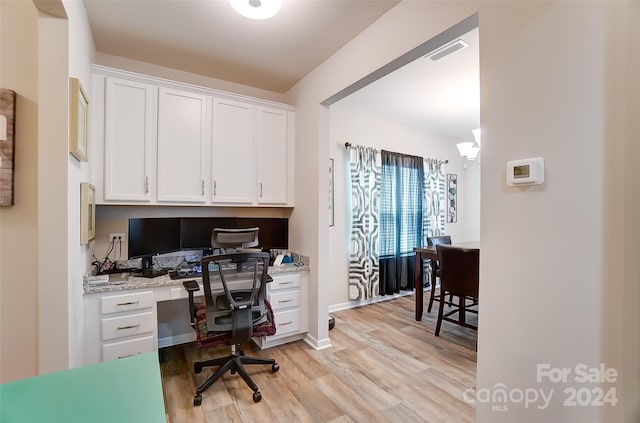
<box><xmin>271</xmin><ymin>363</ymin><xmax>279</xmax><ymax>372</ymax></box>
<box><xmin>253</xmin><ymin>391</ymin><xmax>262</xmax><ymax>403</ymax></box>
<box><xmin>194</xmin><ymin>364</ymin><xmax>203</xmax><ymax>374</ymax></box>
<box><xmin>193</xmin><ymin>395</ymin><xmax>202</xmax><ymax>406</ymax></box>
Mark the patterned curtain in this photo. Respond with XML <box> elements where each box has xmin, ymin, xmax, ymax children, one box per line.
<box><xmin>423</xmin><ymin>158</ymin><xmax>446</xmax><ymax>241</ymax></box>
<box><xmin>422</xmin><ymin>158</ymin><xmax>446</xmax><ymax>287</ymax></box>
<box><xmin>348</xmin><ymin>146</ymin><xmax>381</xmax><ymax>300</ymax></box>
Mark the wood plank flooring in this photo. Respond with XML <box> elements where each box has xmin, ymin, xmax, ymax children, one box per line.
<box><xmin>160</xmin><ymin>294</ymin><xmax>477</xmax><ymax>423</ymax></box>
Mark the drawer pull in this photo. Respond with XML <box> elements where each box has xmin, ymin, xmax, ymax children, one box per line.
<box><xmin>279</xmin><ymin>281</ymin><xmax>294</xmax><ymax>285</ymax></box>
<box><xmin>118</xmin><ymin>354</ymin><xmax>137</xmax><ymax>359</ymax></box>
<box><xmin>279</xmin><ymin>321</ymin><xmax>294</xmax><ymax>326</ymax></box>
<box><xmin>116</xmin><ymin>301</ymin><xmax>139</xmax><ymax>306</ymax></box>
<box><xmin>278</xmin><ymin>299</ymin><xmax>293</xmax><ymax>303</ymax></box>
<box><xmin>117</xmin><ymin>324</ymin><xmax>141</xmax><ymax>330</ymax></box>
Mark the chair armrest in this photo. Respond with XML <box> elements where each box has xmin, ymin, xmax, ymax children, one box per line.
<box><xmin>183</xmin><ymin>279</ymin><xmax>200</xmax><ymax>292</ymax></box>
<box><xmin>182</xmin><ymin>280</ymin><xmax>200</xmax><ymax>326</ymax></box>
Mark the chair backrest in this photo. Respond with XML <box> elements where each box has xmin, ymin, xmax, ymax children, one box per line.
<box><xmin>427</xmin><ymin>235</ymin><xmax>452</xmax><ymax>246</ymax></box>
<box><xmin>201</xmin><ymin>252</ymin><xmax>270</xmax><ymax>342</ymax></box>
<box><xmin>436</xmin><ymin>244</ymin><xmax>479</xmax><ymax>298</ymax></box>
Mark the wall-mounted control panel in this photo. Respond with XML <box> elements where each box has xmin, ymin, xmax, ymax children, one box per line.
<box><xmin>506</xmin><ymin>157</ymin><xmax>544</xmax><ymax>186</ymax></box>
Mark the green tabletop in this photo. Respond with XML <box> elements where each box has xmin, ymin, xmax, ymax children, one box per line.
<box><xmin>0</xmin><ymin>352</ymin><xmax>166</xmax><ymax>423</ymax></box>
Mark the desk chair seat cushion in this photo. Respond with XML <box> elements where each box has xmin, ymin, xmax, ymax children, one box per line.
<box><xmin>193</xmin><ymin>299</ymin><xmax>276</xmax><ymax>349</ymax></box>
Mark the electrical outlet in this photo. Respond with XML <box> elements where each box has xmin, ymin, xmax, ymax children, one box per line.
<box><xmin>109</xmin><ymin>232</ymin><xmax>126</xmax><ymax>242</ymax></box>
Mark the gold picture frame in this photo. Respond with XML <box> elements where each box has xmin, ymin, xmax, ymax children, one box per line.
<box><xmin>69</xmin><ymin>77</ymin><xmax>88</xmax><ymax>162</ymax></box>
<box><xmin>80</xmin><ymin>182</ymin><xmax>96</xmax><ymax>244</ymax></box>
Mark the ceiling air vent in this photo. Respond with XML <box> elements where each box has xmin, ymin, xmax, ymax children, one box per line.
<box><xmin>425</xmin><ymin>39</ymin><xmax>469</xmax><ymax>62</ymax></box>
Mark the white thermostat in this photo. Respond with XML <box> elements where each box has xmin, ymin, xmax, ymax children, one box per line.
<box><xmin>506</xmin><ymin>157</ymin><xmax>544</xmax><ymax>186</ymax></box>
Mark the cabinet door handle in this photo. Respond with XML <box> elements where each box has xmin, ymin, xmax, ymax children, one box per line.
<box><xmin>201</xmin><ymin>180</ymin><xmax>204</xmax><ymax>196</ymax></box>
<box><xmin>116</xmin><ymin>301</ymin><xmax>139</xmax><ymax>306</ymax></box>
<box><xmin>278</xmin><ymin>299</ymin><xmax>293</xmax><ymax>303</ymax></box>
<box><xmin>260</xmin><ymin>182</ymin><xmax>263</xmax><ymax>198</ymax></box>
<box><xmin>118</xmin><ymin>353</ymin><xmax>138</xmax><ymax>359</ymax></box>
<box><xmin>117</xmin><ymin>324</ymin><xmax>140</xmax><ymax>330</ymax></box>
<box><xmin>213</xmin><ymin>180</ymin><xmax>217</xmax><ymax>196</ymax></box>
<box><xmin>144</xmin><ymin>176</ymin><xmax>149</xmax><ymax>194</ymax></box>
<box><xmin>279</xmin><ymin>281</ymin><xmax>294</xmax><ymax>285</ymax></box>
<box><xmin>278</xmin><ymin>321</ymin><xmax>294</xmax><ymax>326</ymax></box>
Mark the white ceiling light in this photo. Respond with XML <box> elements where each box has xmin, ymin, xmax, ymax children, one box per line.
<box><xmin>472</xmin><ymin>127</ymin><xmax>481</xmax><ymax>146</ymax></box>
<box><xmin>457</xmin><ymin>128</ymin><xmax>481</xmax><ymax>162</ymax></box>
<box><xmin>456</xmin><ymin>142</ymin><xmax>479</xmax><ymax>161</ymax></box>
<box><xmin>229</xmin><ymin>0</ymin><xmax>282</xmax><ymax>20</ymax></box>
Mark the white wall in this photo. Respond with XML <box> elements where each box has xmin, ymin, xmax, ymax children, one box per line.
<box><xmin>0</xmin><ymin>0</ymin><xmax>39</xmax><ymax>383</ymax></box>
<box><xmin>327</xmin><ymin>104</ymin><xmax>479</xmax><ymax>307</ymax></box>
<box><xmin>37</xmin><ymin>10</ymin><xmax>70</xmax><ymax>375</ymax></box>
<box><xmin>94</xmin><ymin>52</ymin><xmax>287</xmax><ymax>105</ymax></box>
<box><xmin>286</xmin><ymin>1</ymin><xmax>639</xmax><ymax>421</ymax></box>
<box><xmin>64</xmin><ymin>0</ymin><xmax>96</xmax><ymax>369</ymax></box>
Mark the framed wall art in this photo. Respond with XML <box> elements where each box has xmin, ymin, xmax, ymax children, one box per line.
<box><xmin>69</xmin><ymin>77</ymin><xmax>88</xmax><ymax>162</ymax></box>
<box><xmin>0</xmin><ymin>89</ymin><xmax>16</xmax><ymax>206</ymax></box>
<box><xmin>329</xmin><ymin>158</ymin><xmax>334</xmax><ymax>227</ymax></box>
<box><xmin>80</xmin><ymin>182</ymin><xmax>96</xmax><ymax>244</ymax></box>
<box><xmin>447</xmin><ymin>173</ymin><xmax>457</xmax><ymax>223</ymax></box>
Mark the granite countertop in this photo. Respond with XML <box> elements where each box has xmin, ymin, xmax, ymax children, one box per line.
<box><xmin>84</xmin><ymin>253</ymin><xmax>309</xmax><ymax>295</ymax></box>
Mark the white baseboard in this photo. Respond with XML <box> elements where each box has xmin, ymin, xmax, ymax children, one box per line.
<box><xmin>303</xmin><ymin>334</ymin><xmax>332</xmax><ymax>350</ymax></box>
<box><xmin>328</xmin><ymin>287</ymin><xmax>432</xmax><ymax>314</ymax></box>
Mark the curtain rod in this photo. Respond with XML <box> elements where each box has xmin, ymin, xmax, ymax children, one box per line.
<box><xmin>344</xmin><ymin>141</ymin><xmax>449</xmax><ymax>163</ymax></box>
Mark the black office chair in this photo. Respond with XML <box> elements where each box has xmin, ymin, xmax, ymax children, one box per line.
<box><xmin>426</xmin><ymin>235</ymin><xmax>452</xmax><ymax>313</ymax></box>
<box><xmin>434</xmin><ymin>244</ymin><xmax>479</xmax><ymax>336</ymax></box>
<box><xmin>183</xmin><ymin>252</ymin><xmax>279</xmax><ymax>405</ymax></box>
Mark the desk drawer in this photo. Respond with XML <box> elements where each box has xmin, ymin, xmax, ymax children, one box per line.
<box><xmin>102</xmin><ymin>335</ymin><xmax>155</xmax><ymax>361</ymax></box>
<box><xmin>269</xmin><ymin>273</ymin><xmax>301</xmax><ymax>291</ymax></box>
<box><xmin>101</xmin><ymin>291</ymin><xmax>153</xmax><ymax>314</ymax></box>
<box><xmin>268</xmin><ymin>290</ymin><xmax>300</xmax><ymax>311</ymax></box>
<box><xmin>273</xmin><ymin>309</ymin><xmax>300</xmax><ymax>336</ymax></box>
<box><xmin>101</xmin><ymin>312</ymin><xmax>154</xmax><ymax>341</ymax></box>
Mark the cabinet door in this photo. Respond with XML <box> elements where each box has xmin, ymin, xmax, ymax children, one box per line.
<box><xmin>211</xmin><ymin>98</ymin><xmax>255</xmax><ymax>204</ymax></box>
<box><xmin>103</xmin><ymin>77</ymin><xmax>155</xmax><ymax>201</ymax></box>
<box><xmin>256</xmin><ymin>107</ymin><xmax>288</xmax><ymax>204</ymax></box>
<box><xmin>157</xmin><ymin>88</ymin><xmax>210</xmax><ymax>203</ymax></box>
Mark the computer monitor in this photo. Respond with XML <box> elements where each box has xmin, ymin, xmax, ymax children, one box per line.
<box><xmin>128</xmin><ymin>218</ymin><xmax>181</xmax><ymax>278</ymax></box>
<box><xmin>180</xmin><ymin>217</ymin><xmax>288</xmax><ymax>253</ymax></box>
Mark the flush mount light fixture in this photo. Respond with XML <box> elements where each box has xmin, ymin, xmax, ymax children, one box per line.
<box><xmin>229</xmin><ymin>0</ymin><xmax>282</xmax><ymax>20</ymax></box>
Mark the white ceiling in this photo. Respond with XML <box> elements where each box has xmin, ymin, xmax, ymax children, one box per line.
<box><xmin>83</xmin><ymin>0</ymin><xmax>399</xmax><ymax>93</ymax></box>
<box><xmin>82</xmin><ymin>0</ymin><xmax>479</xmax><ymax>140</ymax></box>
<box><xmin>336</xmin><ymin>27</ymin><xmax>480</xmax><ymax>140</ymax></box>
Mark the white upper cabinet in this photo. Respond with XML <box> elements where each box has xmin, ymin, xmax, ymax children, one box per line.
<box><xmin>256</xmin><ymin>107</ymin><xmax>289</xmax><ymax>204</ymax></box>
<box><xmin>210</xmin><ymin>98</ymin><xmax>256</xmax><ymax>204</ymax></box>
<box><xmin>92</xmin><ymin>65</ymin><xmax>295</xmax><ymax>207</ymax></box>
<box><xmin>103</xmin><ymin>77</ymin><xmax>156</xmax><ymax>202</ymax></box>
<box><xmin>157</xmin><ymin>88</ymin><xmax>211</xmax><ymax>203</ymax></box>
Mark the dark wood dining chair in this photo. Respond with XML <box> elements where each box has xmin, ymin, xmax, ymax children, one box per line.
<box><xmin>426</xmin><ymin>235</ymin><xmax>452</xmax><ymax>313</ymax></box>
<box><xmin>434</xmin><ymin>244</ymin><xmax>479</xmax><ymax>336</ymax></box>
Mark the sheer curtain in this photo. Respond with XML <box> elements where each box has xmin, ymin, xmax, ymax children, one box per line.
<box><xmin>348</xmin><ymin>146</ymin><xmax>381</xmax><ymax>300</ymax></box>
<box><xmin>378</xmin><ymin>151</ymin><xmax>424</xmax><ymax>295</ymax></box>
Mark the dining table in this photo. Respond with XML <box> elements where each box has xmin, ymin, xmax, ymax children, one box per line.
<box><xmin>414</xmin><ymin>241</ymin><xmax>479</xmax><ymax>321</ymax></box>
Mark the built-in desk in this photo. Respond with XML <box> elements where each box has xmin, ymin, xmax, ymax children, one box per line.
<box><xmin>83</xmin><ymin>264</ymin><xmax>309</xmax><ymax>365</ymax></box>
<box><xmin>0</xmin><ymin>352</ymin><xmax>165</xmax><ymax>423</ymax></box>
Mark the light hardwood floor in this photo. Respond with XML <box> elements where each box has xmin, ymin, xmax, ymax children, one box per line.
<box><xmin>160</xmin><ymin>294</ymin><xmax>477</xmax><ymax>423</ymax></box>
